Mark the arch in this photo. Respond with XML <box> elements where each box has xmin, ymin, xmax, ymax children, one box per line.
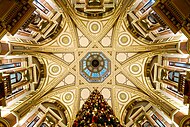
<box><xmin>31</xmin><ymin>56</ymin><xmax>47</xmax><ymax>90</ymax></box>
<box><xmin>41</xmin><ymin>101</ymin><xmax>68</xmax><ymax>125</ymax></box>
<box><xmin>38</xmin><ymin>98</ymin><xmax>72</xmax><ymax>126</ymax></box>
<box><xmin>121</xmin><ymin>97</ymin><xmax>149</xmax><ymax>125</ymax></box>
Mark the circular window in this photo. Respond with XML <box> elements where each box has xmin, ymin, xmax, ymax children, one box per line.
<box><xmin>80</xmin><ymin>52</ymin><xmax>111</xmax><ymax>83</ymax></box>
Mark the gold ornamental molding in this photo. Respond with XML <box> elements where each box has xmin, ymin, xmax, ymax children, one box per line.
<box><xmin>180</xmin><ymin>115</ymin><xmax>190</xmax><ymax>127</ymax></box>
<box><xmin>12</xmin><ymin>53</ymin><xmax>70</xmax><ymax>119</ymax></box>
<box><xmin>122</xmin><ymin>50</ymin><xmax>166</xmax><ymax>67</ymax></box>
<box><xmin>0</xmin><ymin>117</ymin><xmax>10</xmax><ymax>127</ymax></box>
<box><xmin>10</xmin><ymin>41</ymin><xmax>178</xmax><ymax>53</ymax></box>
<box><xmin>55</xmin><ymin>0</ymin><xmax>136</xmax><ymax>42</ymax></box>
<box><xmin>122</xmin><ymin>69</ymin><xmax>177</xmax><ymax>118</ymax></box>
<box><xmin>116</xmin><ymin>42</ymin><xmax>178</xmax><ymax>52</ymax></box>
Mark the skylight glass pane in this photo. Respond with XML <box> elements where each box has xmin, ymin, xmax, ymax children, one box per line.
<box><xmin>174</xmin><ymin>72</ymin><xmax>179</xmax><ymax>77</ymax></box>
<box><xmin>80</xmin><ymin>52</ymin><xmax>110</xmax><ymax>82</ymax></box>
<box><xmin>83</xmin><ymin>61</ymin><xmax>86</xmax><ymax>68</ymax></box>
<box><xmin>84</xmin><ymin>69</ymin><xmax>91</xmax><ymax>76</ymax></box>
<box><xmin>10</xmin><ymin>73</ymin><xmax>16</xmax><ymax>78</ymax></box>
<box><xmin>17</xmin><ymin>72</ymin><xmax>22</xmax><ymax>81</ymax></box>
<box><xmin>11</xmin><ymin>79</ymin><xmax>16</xmax><ymax>84</ymax></box>
<box><xmin>92</xmin><ymin>73</ymin><xmax>99</xmax><ymax>78</ymax></box>
<box><xmin>104</xmin><ymin>60</ymin><xmax>108</xmax><ymax>68</ymax></box>
<box><xmin>168</xmin><ymin>72</ymin><xmax>173</xmax><ymax>80</ymax></box>
<box><xmin>100</xmin><ymin>68</ymin><xmax>106</xmax><ymax>76</ymax></box>
<box><xmin>174</xmin><ymin>77</ymin><xmax>179</xmax><ymax>82</ymax></box>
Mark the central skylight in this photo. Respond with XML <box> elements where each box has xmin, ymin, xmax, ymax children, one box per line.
<box><xmin>80</xmin><ymin>52</ymin><xmax>111</xmax><ymax>83</ymax></box>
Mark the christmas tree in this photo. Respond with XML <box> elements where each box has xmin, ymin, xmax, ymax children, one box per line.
<box><xmin>73</xmin><ymin>89</ymin><xmax>123</xmax><ymax>127</ymax></box>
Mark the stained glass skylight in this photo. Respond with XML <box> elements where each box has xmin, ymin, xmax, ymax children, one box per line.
<box><xmin>80</xmin><ymin>52</ymin><xmax>111</xmax><ymax>83</ymax></box>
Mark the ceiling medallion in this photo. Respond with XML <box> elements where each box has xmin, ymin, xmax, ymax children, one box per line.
<box><xmin>118</xmin><ymin>33</ymin><xmax>131</xmax><ymax>46</ymax></box>
<box><xmin>63</xmin><ymin>92</ymin><xmax>74</xmax><ymax>103</ymax></box>
<box><xmin>49</xmin><ymin>64</ymin><xmax>61</xmax><ymax>77</ymax></box>
<box><xmin>80</xmin><ymin>52</ymin><xmax>111</xmax><ymax>83</ymax></box>
<box><xmin>117</xmin><ymin>91</ymin><xmax>129</xmax><ymax>103</ymax></box>
<box><xmin>59</xmin><ymin>34</ymin><xmax>72</xmax><ymax>46</ymax></box>
<box><xmin>129</xmin><ymin>63</ymin><xmax>142</xmax><ymax>76</ymax></box>
<box><xmin>89</xmin><ymin>21</ymin><xmax>101</xmax><ymax>34</ymax></box>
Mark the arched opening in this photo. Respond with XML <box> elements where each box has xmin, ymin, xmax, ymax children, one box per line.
<box><xmin>122</xmin><ymin>99</ymin><xmax>149</xmax><ymax>125</ymax></box>
<box><xmin>24</xmin><ymin>101</ymin><xmax>69</xmax><ymax>127</ymax></box>
<box><xmin>121</xmin><ymin>98</ymin><xmax>169</xmax><ymax>127</ymax></box>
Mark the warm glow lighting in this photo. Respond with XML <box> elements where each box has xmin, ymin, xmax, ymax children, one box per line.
<box><xmin>165</xmin><ymin>54</ymin><xmax>189</xmax><ymax>58</ymax></box>
<box><xmin>179</xmin><ymin>34</ymin><xmax>188</xmax><ymax>42</ymax></box>
<box><xmin>182</xmin><ymin>54</ymin><xmax>189</xmax><ymax>58</ymax></box>
<box><xmin>179</xmin><ymin>104</ymin><xmax>189</xmax><ymax>115</ymax></box>
<box><xmin>0</xmin><ymin>55</ymin><xmax>21</xmax><ymax>58</ymax></box>
<box><xmin>160</xmin><ymin>91</ymin><xmax>189</xmax><ymax>116</ymax></box>
<box><xmin>0</xmin><ymin>108</ymin><xmax>11</xmax><ymax>117</ymax></box>
<box><xmin>173</xmin><ymin>122</ymin><xmax>179</xmax><ymax>127</ymax></box>
<box><xmin>1</xmin><ymin>34</ymin><xmax>9</xmax><ymax>42</ymax></box>
<box><xmin>18</xmin><ymin>117</ymin><xmax>26</xmax><ymax>126</ymax></box>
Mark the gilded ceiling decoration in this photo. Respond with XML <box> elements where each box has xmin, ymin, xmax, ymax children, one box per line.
<box><xmin>80</xmin><ymin>52</ymin><xmax>111</xmax><ymax>82</ymax></box>
<box><xmin>1</xmin><ymin>0</ymin><xmax>189</xmax><ymax>126</ymax></box>
<box><xmin>8</xmin><ymin>0</ymin><xmax>179</xmax><ymax>122</ymax></box>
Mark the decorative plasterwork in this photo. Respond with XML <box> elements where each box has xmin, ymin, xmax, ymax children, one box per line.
<box><xmin>116</xmin><ymin>73</ymin><xmax>127</xmax><ymax>84</ymax></box>
<box><xmin>77</xmin><ymin>29</ymin><xmax>90</xmax><ymax>48</ymax></box>
<box><xmin>117</xmin><ymin>91</ymin><xmax>129</xmax><ymax>103</ymax></box>
<box><xmin>63</xmin><ymin>91</ymin><xmax>74</xmax><ymax>104</ymax></box>
<box><xmin>48</xmin><ymin>63</ymin><xmax>63</xmax><ymax>77</ymax></box>
<box><xmin>100</xmin><ymin>28</ymin><xmax>113</xmax><ymax>47</ymax></box>
<box><xmin>88</xmin><ymin>21</ymin><xmax>102</xmax><ymax>34</ymax></box>
<box><xmin>54</xmin><ymin>53</ymin><xmax>75</xmax><ymax>65</ymax></box>
<box><xmin>129</xmin><ymin>62</ymin><xmax>142</xmax><ymax>76</ymax></box>
<box><xmin>8</xmin><ymin>0</ymin><xmax>180</xmax><ymax>124</ymax></box>
<box><xmin>59</xmin><ymin>34</ymin><xmax>72</xmax><ymax>47</ymax></box>
<box><xmin>118</xmin><ymin>32</ymin><xmax>132</xmax><ymax>46</ymax></box>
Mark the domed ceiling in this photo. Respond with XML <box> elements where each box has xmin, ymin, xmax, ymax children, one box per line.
<box><xmin>7</xmin><ymin>0</ymin><xmax>187</xmax><ymax>126</ymax></box>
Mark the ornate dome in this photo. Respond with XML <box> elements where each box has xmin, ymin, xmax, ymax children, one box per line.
<box><xmin>0</xmin><ymin>0</ymin><xmax>189</xmax><ymax>126</ymax></box>
<box><xmin>80</xmin><ymin>52</ymin><xmax>111</xmax><ymax>82</ymax></box>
